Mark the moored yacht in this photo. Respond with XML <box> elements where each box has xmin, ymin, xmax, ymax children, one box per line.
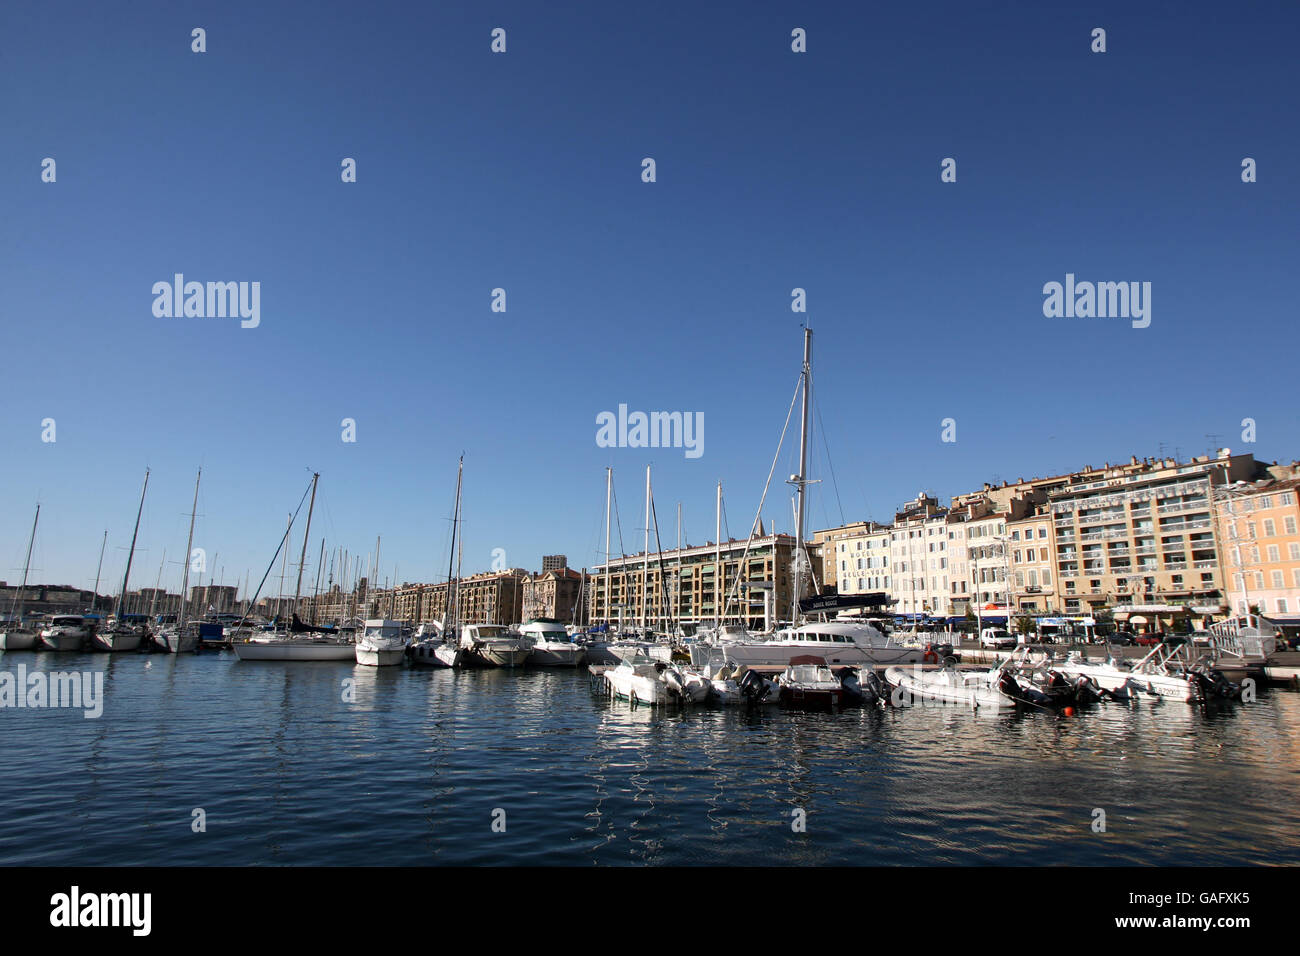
<box><xmin>690</xmin><ymin>619</ymin><xmax>925</xmax><ymax>669</ymax></box>
<box><xmin>355</xmin><ymin>619</ymin><xmax>409</xmax><ymax>667</ymax></box>
<box><xmin>519</xmin><ymin>619</ymin><xmax>586</xmax><ymax>667</ymax></box>
<box><xmin>91</xmin><ymin>624</ymin><xmax>146</xmax><ymax>653</ymax></box>
<box><xmin>460</xmin><ymin>624</ymin><xmax>530</xmax><ymax>668</ymax></box>
<box><xmin>38</xmin><ymin>615</ymin><xmax>92</xmax><ymax>651</ymax></box>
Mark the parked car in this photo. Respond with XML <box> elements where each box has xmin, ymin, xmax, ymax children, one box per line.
<box><xmin>979</xmin><ymin>627</ymin><xmax>1016</xmax><ymax>650</ymax></box>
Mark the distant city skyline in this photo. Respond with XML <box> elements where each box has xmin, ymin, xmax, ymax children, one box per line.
<box><xmin>3</xmin><ymin>1</ymin><xmax>1298</xmax><ymax>594</ymax></box>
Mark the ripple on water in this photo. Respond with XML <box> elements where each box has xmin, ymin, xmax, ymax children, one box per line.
<box><xmin>2</xmin><ymin>651</ymin><xmax>1299</xmax><ymax>865</ymax></box>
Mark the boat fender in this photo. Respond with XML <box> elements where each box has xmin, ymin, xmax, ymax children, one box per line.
<box><xmin>923</xmin><ymin>649</ymin><xmax>938</xmax><ymax>664</ymax></box>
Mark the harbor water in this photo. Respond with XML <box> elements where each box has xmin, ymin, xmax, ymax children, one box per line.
<box><xmin>2</xmin><ymin>650</ymin><xmax>1298</xmax><ymax>866</ymax></box>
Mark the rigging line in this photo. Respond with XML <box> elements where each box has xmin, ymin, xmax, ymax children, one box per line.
<box><xmin>612</xmin><ymin>480</ymin><xmax>627</xmax><ymax>559</ymax></box>
<box><xmin>810</xmin><ymin>381</ymin><xmax>844</xmax><ymax>527</ymax></box>
<box><xmin>721</xmin><ymin>372</ymin><xmax>802</xmax><ymax>623</ymax></box>
<box><xmin>233</xmin><ymin>476</ymin><xmax>315</xmax><ymax>630</ymax></box>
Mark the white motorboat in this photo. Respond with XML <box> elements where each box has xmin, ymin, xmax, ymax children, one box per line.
<box><xmin>603</xmin><ymin>654</ymin><xmax>670</xmax><ymax>704</ymax></box>
<box><xmin>409</xmin><ymin>623</ymin><xmax>463</xmax><ymax>667</ymax></box>
<box><xmin>1126</xmin><ymin>638</ymin><xmax>1241</xmax><ymax>703</ymax></box>
<box><xmin>1049</xmin><ymin>650</ymin><xmax>1136</xmax><ymax>699</ymax></box>
<box><xmin>884</xmin><ymin>663</ymin><xmax>1016</xmax><ymax>710</ymax></box>
<box><xmin>662</xmin><ymin>663</ymin><xmax>712</xmax><ymax>702</ymax></box>
<box><xmin>699</xmin><ymin>662</ymin><xmax>746</xmax><ymax>704</ymax></box>
<box><xmin>690</xmin><ymin>620</ymin><xmax>926</xmax><ymax>669</ymax></box>
<box><xmin>519</xmin><ymin>619</ymin><xmax>587</xmax><ymax>667</ymax></box>
<box><xmin>460</xmin><ymin>624</ymin><xmax>530</xmax><ymax>668</ymax></box>
<box><xmin>355</xmin><ymin>619</ymin><xmax>409</xmax><ymax>667</ymax></box>
<box><xmin>776</xmin><ymin>658</ymin><xmax>844</xmax><ymax>708</ymax></box>
<box><xmin>38</xmin><ymin>615</ymin><xmax>92</xmax><ymax>651</ymax></box>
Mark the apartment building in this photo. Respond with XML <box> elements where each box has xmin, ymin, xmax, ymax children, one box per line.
<box><xmin>1007</xmin><ymin>511</ymin><xmax>1057</xmax><ymax>613</ymax></box>
<box><xmin>1215</xmin><ymin>476</ymin><xmax>1300</xmax><ymax>616</ymax></box>
<box><xmin>590</xmin><ymin>534</ymin><xmax>801</xmax><ymax>631</ymax></box>
<box><xmin>520</xmin><ymin>567</ymin><xmax>588</xmax><ymax>624</ymax></box>
<box><xmin>890</xmin><ymin>493</ymin><xmax>951</xmax><ymax>616</ymax></box>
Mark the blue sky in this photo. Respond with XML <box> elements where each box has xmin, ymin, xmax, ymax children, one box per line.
<box><xmin>2</xmin><ymin>0</ymin><xmax>1298</xmax><ymax>599</ymax></box>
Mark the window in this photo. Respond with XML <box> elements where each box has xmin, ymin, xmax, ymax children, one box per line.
<box><xmin>1287</xmin><ymin>516</ymin><xmax>1297</xmax><ymax>535</ymax></box>
<box><xmin>1272</xmin><ymin>571</ymin><xmax>1284</xmax><ymax>588</ymax></box>
<box><xmin>1290</xmin><ymin>543</ymin><xmax>1300</xmax><ymax>561</ymax></box>
<box><xmin>1264</xmin><ymin>519</ymin><xmax>1276</xmax><ymax>537</ymax></box>
<box><xmin>1280</xmin><ymin>598</ymin><xmax>1289</xmax><ymax>613</ymax></box>
<box><xmin>1268</xmin><ymin>545</ymin><xmax>1280</xmax><ymax>562</ymax></box>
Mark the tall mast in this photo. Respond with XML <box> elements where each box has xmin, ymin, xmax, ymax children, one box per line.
<box><xmin>178</xmin><ymin>468</ymin><xmax>201</xmax><ymax>628</ymax></box>
<box><xmin>90</xmin><ymin>529</ymin><xmax>107</xmax><ymax>613</ymax></box>
<box><xmin>676</xmin><ymin>501</ymin><xmax>682</xmax><ymax>623</ymax></box>
<box><xmin>793</xmin><ymin>327</ymin><xmax>812</xmax><ymax>625</ymax></box>
<box><xmin>604</xmin><ymin>468</ymin><xmax>611</xmax><ymax>626</ymax></box>
<box><xmin>312</xmin><ymin>537</ymin><xmax>326</xmax><ymax>624</ymax></box>
<box><xmin>715</xmin><ymin>481</ymin><xmax>722</xmax><ymax>626</ymax></box>
<box><xmin>115</xmin><ymin>468</ymin><xmax>150</xmax><ymax>620</ymax></box>
<box><xmin>446</xmin><ymin>457</ymin><xmax>463</xmax><ymax>632</ymax></box>
<box><xmin>9</xmin><ymin>504</ymin><xmax>39</xmax><ymax>622</ymax></box>
<box><xmin>293</xmin><ymin>473</ymin><xmax>320</xmax><ymax>615</ymax></box>
<box><xmin>642</xmin><ymin>465</ymin><xmax>651</xmax><ymax>630</ymax></box>
<box><xmin>149</xmin><ymin>551</ymin><xmax>166</xmax><ymax>618</ymax></box>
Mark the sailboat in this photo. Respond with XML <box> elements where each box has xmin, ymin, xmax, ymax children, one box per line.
<box><xmin>690</xmin><ymin>329</ymin><xmax>925</xmax><ymax>670</ymax></box>
<box><xmin>154</xmin><ymin>468</ymin><xmax>202</xmax><ymax>654</ymax></box>
<box><xmin>410</xmin><ymin>456</ymin><xmax>467</xmax><ymax>668</ymax></box>
<box><xmin>92</xmin><ymin>469</ymin><xmax>151</xmax><ymax>652</ymax></box>
<box><xmin>0</xmin><ymin>504</ymin><xmax>41</xmax><ymax>650</ymax></box>
<box><xmin>233</xmin><ymin>473</ymin><xmax>355</xmax><ymax>661</ymax></box>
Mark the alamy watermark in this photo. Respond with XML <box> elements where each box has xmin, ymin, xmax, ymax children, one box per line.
<box><xmin>1042</xmin><ymin>273</ymin><xmax>1150</xmax><ymax>329</ymax></box>
<box><xmin>152</xmin><ymin>274</ymin><xmax>260</xmax><ymax>328</ymax></box>
<box><xmin>596</xmin><ymin>404</ymin><xmax>703</xmax><ymax>459</ymax></box>
<box><xmin>1</xmin><ymin>665</ymin><xmax>104</xmax><ymax>718</ymax></box>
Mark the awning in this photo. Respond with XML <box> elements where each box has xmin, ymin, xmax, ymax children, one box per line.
<box><xmin>1129</xmin><ymin>615</ymin><xmax>1148</xmax><ymax>624</ymax></box>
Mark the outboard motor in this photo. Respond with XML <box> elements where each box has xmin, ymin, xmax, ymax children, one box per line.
<box><xmin>738</xmin><ymin>668</ymin><xmax>773</xmax><ymax>703</ymax></box>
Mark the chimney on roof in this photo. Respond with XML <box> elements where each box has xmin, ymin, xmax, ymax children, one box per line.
<box><xmin>1130</xmin><ymin>455</ymin><xmax>1138</xmax><ymax>465</ymax></box>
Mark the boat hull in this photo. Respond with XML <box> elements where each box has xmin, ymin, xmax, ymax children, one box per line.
<box><xmin>409</xmin><ymin>640</ymin><xmax>461</xmax><ymax>667</ymax></box>
<box><xmin>527</xmin><ymin>644</ymin><xmax>587</xmax><ymax>667</ymax></box>
<box><xmin>885</xmin><ymin>666</ymin><xmax>1016</xmax><ymax>710</ymax></box>
<box><xmin>605</xmin><ymin>669</ymin><xmax>670</xmax><ymax>704</ymax></box>
<box><xmin>38</xmin><ymin>631</ymin><xmax>88</xmax><ymax>651</ymax></box>
<box><xmin>92</xmin><ymin>631</ymin><xmax>144</xmax><ymax>652</ymax></box>
<box><xmin>155</xmin><ymin>630</ymin><xmax>198</xmax><ymax>654</ymax></box>
<box><xmin>693</xmin><ymin>642</ymin><xmax>924</xmax><ymax>669</ymax></box>
<box><xmin>233</xmin><ymin>639</ymin><xmax>356</xmax><ymax>661</ymax></box>
<box><xmin>355</xmin><ymin>643</ymin><xmax>407</xmax><ymax>666</ymax></box>
<box><xmin>0</xmin><ymin>630</ymin><xmax>38</xmax><ymax>650</ymax></box>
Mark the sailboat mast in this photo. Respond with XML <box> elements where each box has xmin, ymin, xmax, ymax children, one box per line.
<box><xmin>715</xmin><ymin>482</ymin><xmax>722</xmax><ymax>627</ymax></box>
<box><xmin>90</xmin><ymin>529</ymin><xmax>107</xmax><ymax>614</ymax></box>
<box><xmin>603</xmin><ymin>467</ymin><xmax>611</xmax><ymax>626</ymax></box>
<box><xmin>446</xmin><ymin>457</ymin><xmax>463</xmax><ymax>632</ymax></box>
<box><xmin>178</xmin><ymin>468</ymin><xmax>201</xmax><ymax>628</ymax></box>
<box><xmin>642</xmin><ymin>465</ymin><xmax>650</xmax><ymax>630</ymax></box>
<box><xmin>292</xmin><ymin>473</ymin><xmax>320</xmax><ymax>613</ymax></box>
<box><xmin>793</xmin><ymin>327</ymin><xmax>812</xmax><ymax>625</ymax></box>
<box><xmin>312</xmin><ymin>537</ymin><xmax>326</xmax><ymax>624</ymax></box>
<box><xmin>149</xmin><ymin>550</ymin><xmax>165</xmax><ymax>619</ymax></box>
<box><xmin>115</xmin><ymin>469</ymin><xmax>150</xmax><ymax>620</ymax></box>
<box><xmin>10</xmin><ymin>504</ymin><xmax>39</xmax><ymax>622</ymax></box>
